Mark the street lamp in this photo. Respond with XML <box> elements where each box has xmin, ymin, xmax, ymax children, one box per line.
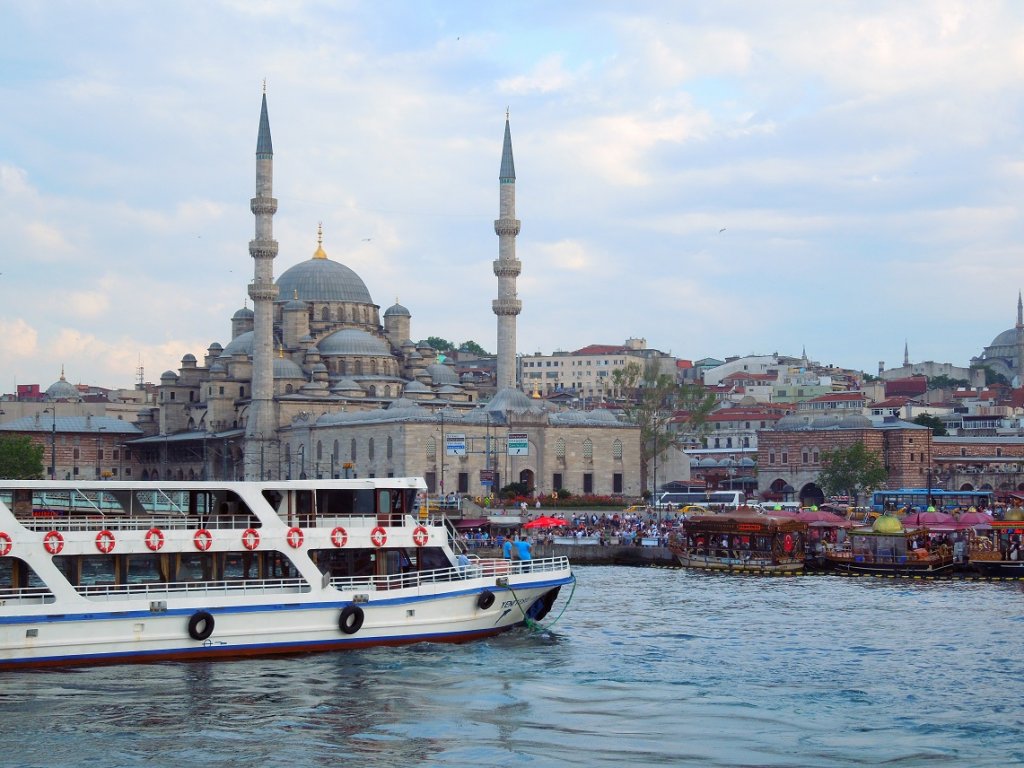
<box><xmin>298</xmin><ymin>444</ymin><xmax>306</xmax><ymax>479</ymax></box>
<box><xmin>42</xmin><ymin>407</ymin><xmax>56</xmax><ymax>480</ymax></box>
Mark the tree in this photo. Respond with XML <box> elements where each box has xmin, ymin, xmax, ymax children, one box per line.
<box><xmin>972</xmin><ymin>365</ymin><xmax>1009</xmax><ymax>387</ymax></box>
<box><xmin>927</xmin><ymin>374</ymin><xmax>968</xmax><ymax>391</ymax></box>
<box><xmin>425</xmin><ymin>337</ymin><xmax>454</xmax><ymax>352</ymax></box>
<box><xmin>817</xmin><ymin>441</ymin><xmax>887</xmax><ymax>506</ymax></box>
<box><xmin>912</xmin><ymin>413</ymin><xmax>947</xmax><ymax>436</ymax></box>
<box><xmin>458</xmin><ymin>340</ymin><xmax>490</xmax><ymax>356</ymax></box>
<box><xmin>0</xmin><ymin>435</ymin><xmax>44</xmax><ymax>479</ymax></box>
<box><xmin>611</xmin><ymin>360</ymin><xmax>716</xmax><ymax>493</ymax></box>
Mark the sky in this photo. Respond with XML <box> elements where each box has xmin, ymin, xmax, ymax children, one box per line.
<box><xmin>3</xmin><ymin>1</ymin><xmax>1024</xmax><ymax>392</ymax></box>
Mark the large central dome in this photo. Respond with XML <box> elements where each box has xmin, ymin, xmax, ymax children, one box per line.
<box><xmin>276</xmin><ymin>228</ymin><xmax>374</xmax><ymax>304</ymax></box>
<box><xmin>276</xmin><ymin>258</ymin><xmax>373</xmax><ymax>304</ymax></box>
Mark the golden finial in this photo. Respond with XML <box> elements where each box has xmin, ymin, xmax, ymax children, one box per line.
<box><xmin>313</xmin><ymin>222</ymin><xmax>327</xmax><ymax>259</ymax></box>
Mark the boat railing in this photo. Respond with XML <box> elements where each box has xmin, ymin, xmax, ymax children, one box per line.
<box><xmin>328</xmin><ymin>555</ymin><xmax>570</xmax><ymax>592</ymax></box>
<box><xmin>16</xmin><ymin>514</ymin><xmax>260</xmax><ymax>533</ymax></box>
<box><xmin>0</xmin><ymin>587</ymin><xmax>56</xmax><ymax>605</ymax></box>
<box><xmin>77</xmin><ymin>576</ymin><xmax>312</xmax><ymax>600</ymax></box>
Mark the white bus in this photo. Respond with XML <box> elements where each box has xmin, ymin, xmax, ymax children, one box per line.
<box><xmin>655</xmin><ymin>490</ymin><xmax>745</xmax><ymax>510</ymax></box>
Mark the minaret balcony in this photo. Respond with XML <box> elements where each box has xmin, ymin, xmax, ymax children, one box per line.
<box><xmin>248</xmin><ymin>240</ymin><xmax>279</xmax><ymax>259</ymax></box>
<box><xmin>248</xmin><ymin>281</ymin><xmax>280</xmax><ymax>301</ymax></box>
<box><xmin>492</xmin><ymin>259</ymin><xmax>522</xmax><ymax>277</ymax></box>
<box><xmin>494</xmin><ymin>218</ymin><xmax>521</xmax><ymax>236</ymax></box>
<box><xmin>250</xmin><ymin>197</ymin><xmax>279</xmax><ymax>215</ymax></box>
<box><xmin>492</xmin><ymin>298</ymin><xmax>522</xmax><ymax>316</ymax></box>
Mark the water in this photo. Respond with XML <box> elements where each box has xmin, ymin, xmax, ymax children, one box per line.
<box><xmin>2</xmin><ymin>567</ymin><xmax>1023</xmax><ymax>767</ymax></box>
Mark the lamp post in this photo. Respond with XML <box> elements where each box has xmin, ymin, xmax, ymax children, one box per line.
<box><xmin>298</xmin><ymin>444</ymin><xmax>306</xmax><ymax>479</ymax></box>
<box><xmin>42</xmin><ymin>407</ymin><xmax>56</xmax><ymax>480</ymax></box>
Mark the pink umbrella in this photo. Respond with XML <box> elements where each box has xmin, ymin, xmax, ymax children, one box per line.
<box><xmin>957</xmin><ymin>510</ymin><xmax>993</xmax><ymax>528</ymax></box>
<box><xmin>797</xmin><ymin>509</ymin><xmax>854</xmax><ymax>528</ymax></box>
<box><xmin>902</xmin><ymin>510</ymin><xmax>956</xmax><ymax>526</ymax></box>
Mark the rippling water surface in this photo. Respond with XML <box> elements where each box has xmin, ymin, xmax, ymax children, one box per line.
<box><xmin>2</xmin><ymin>567</ymin><xmax>1024</xmax><ymax>767</ymax></box>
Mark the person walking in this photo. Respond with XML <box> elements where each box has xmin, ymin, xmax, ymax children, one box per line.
<box><xmin>515</xmin><ymin>535</ymin><xmax>533</xmax><ymax>571</ymax></box>
<box><xmin>502</xmin><ymin>535</ymin><xmax>514</xmax><ymax>561</ymax></box>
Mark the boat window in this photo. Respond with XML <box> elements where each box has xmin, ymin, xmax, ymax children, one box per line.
<box><xmin>0</xmin><ymin>557</ymin><xmax>49</xmax><ymax>592</ymax></box>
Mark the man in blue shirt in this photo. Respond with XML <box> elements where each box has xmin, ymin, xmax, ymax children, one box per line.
<box><xmin>515</xmin><ymin>536</ymin><xmax>532</xmax><ymax>571</ymax></box>
<box><xmin>502</xmin><ymin>536</ymin><xmax>514</xmax><ymax>560</ymax></box>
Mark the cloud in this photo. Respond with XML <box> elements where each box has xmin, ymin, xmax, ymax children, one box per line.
<box><xmin>498</xmin><ymin>55</ymin><xmax>578</xmax><ymax>94</ymax></box>
<box><xmin>0</xmin><ymin>318</ymin><xmax>39</xmax><ymax>359</ymax></box>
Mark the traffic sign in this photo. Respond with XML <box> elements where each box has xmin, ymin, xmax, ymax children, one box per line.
<box><xmin>507</xmin><ymin>433</ymin><xmax>529</xmax><ymax>456</ymax></box>
<box><xmin>445</xmin><ymin>433</ymin><xmax>466</xmax><ymax>456</ymax></box>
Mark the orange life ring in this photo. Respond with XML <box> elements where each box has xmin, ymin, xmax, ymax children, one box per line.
<box><xmin>145</xmin><ymin>527</ymin><xmax>165</xmax><ymax>552</ymax></box>
<box><xmin>412</xmin><ymin>525</ymin><xmax>429</xmax><ymax>547</ymax></box>
<box><xmin>331</xmin><ymin>526</ymin><xmax>348</xmax><ymax>548</ymax></box>
<box><xmin>370</xmin><ymin>526</ymin><xmax>387</xmax><ymax>548</ymax></box>
<box><xmin>96</xmin><ymin>529</ymin><xmax>116</xmax><ymax>554</ymax></box>
<box><xmin>43</xmin><ymin>530</ymin><xmax>64</xmax><ymax>555</ymax></box>
<box><xmin>286</xmin><ymin>526</ymin><xmax>304</xmax><ymax>549</ymax></box>
<box><xmin>783</xmin><ymin>533</ymin><xmax>794</xmax><ymax>553</ymax></box>
<box><xmin>0</xmin><ymin>531</ymin><xmax>11</xmax><ymax>557</ymax></box>
<box><xmin>241</xmin><ymin>528</ymin><xmax>261</xmax><ymax>551</ymax></box>
<box><xmin>193</xmin><ymin>529</ymin><xmax>213</xmax><ymax>552</ymax></box>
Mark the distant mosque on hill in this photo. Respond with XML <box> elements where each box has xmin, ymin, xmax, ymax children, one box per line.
<box><xmin>971</xmin><ymin>292</ymin><xmax>1024</xmax><ymax>386</ymax></box>
<box><xmin>126</xmin><ymin>92</ymin><xmax>640</xmax><ymax>497</ymax></box>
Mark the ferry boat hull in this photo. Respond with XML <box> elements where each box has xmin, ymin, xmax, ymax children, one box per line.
<box><xmin>0</xmin><ymin>478</ymin><xmax>573</xmax><ymax>669</ymax></box>
<box><xmin>673</xmin><ymin>553</ymin><xmax>803</xmax><ymax>574</ymax></box>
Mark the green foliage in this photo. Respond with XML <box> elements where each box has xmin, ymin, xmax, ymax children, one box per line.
<box><xmin>817</xmin><ymin>441</ymin><xmax>888</xmax><ymax>503</ymax></box>
<box><xmin>499</xmin><ymin>481</ymin><xmax>531</xmax><ymax>498</ymax></box>
<box><xmin>0</xmin><ymin>435</ymin><xmax>44</xmax><ymax>479</ymax></box>
<box><xmin>458</xmin><ymin>340</ymin><xmax>490</xmax><ymax>356</ymax></box>
<box><xmin>425</xmin><ymin>336</ymin><xmax>454</xmax><ymax>352</ymax></box>
<box><xmin>972</xmin><ymin>365</ymin><xmax>1009</xmax><ymax>387</ymax></box>
<box><xmin>928</xmin><ymin>374</ymin><xmax>969</xmax><ymax>391</ymax></box>
<box><xmin>611</xmin><ymin>360</ymin><xmax>716</xmax><ymax>490</ymax></box>
<box><xmin>556</xmin><ymin>488</ymin><xmax>571</xmax><ymax>499</ymax></box>
<box><xmin>912</xmin><ymin>413</ymin><xmax>947</xmax><ymax>436</ymax></box>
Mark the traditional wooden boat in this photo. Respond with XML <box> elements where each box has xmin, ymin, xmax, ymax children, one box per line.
<box><xmin>967</xmin><ymin>508</ymin><xmax>1024</xmax><ymax>577</ymax></box>
<box><xmin>669</xmin><ymin>510</ymin><xmax>806</xmax><ymax>573</ymax></box>
<box><xmin>0</xmin><ymin>477</ymin><xmax>574</xmax><ymax>669</ymax></box>
<box><xmin>826</xmin><ymin>514</ymin><xmax>954</xmax><ymax>575</ymax></box>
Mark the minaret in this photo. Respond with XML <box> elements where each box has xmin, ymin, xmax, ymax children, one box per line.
<box><xmin>493</xmin><ymin>110</ymin><xmax>522</xmax><ymax>390</ymax></box>
<box><xmin>903</xmin><ymin>340</ymin><xmax>909</xmax><ymax>367</ymax></box>
<box><xmin>244</xmin><ymin>89</ymin><xmax>280</xmax><ymax>480</ymax></box>
<box><xmin>1016</xmin><ymin>291</ymin><xmax>1024</xmax><ymax>383</ymax></box>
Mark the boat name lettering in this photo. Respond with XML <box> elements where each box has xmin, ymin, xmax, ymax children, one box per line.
<box><xmin>736</xmin><ymin>523</ymin><xmax>763</xmax><ymax>532</ymax></box>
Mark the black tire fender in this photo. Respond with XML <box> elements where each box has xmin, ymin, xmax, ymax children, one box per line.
<box><xmin>187</xmin><ymin>610</ymin><xmax>215</xmax><ymax>641</ymax></box>
<box><xmin>477</xmin><ymin>589</ymin><xmax>495</xmax><ymax>610</ymax></box>
<box><xmin>339</xmin><ymin>604</ymin><xmax>365</xmax><ymax>635</ymax></box>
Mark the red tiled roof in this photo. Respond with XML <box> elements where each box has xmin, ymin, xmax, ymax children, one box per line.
<box><xmin>572</xmin><ymin>344</ymin><xmax>627</xmax><ymax>355</ymax></box>
<box><xmin>872</xmin><ymin>396</ymin><xmax>915</xmax><ymax>408</ymax></box>
<box><xmin>806</xmin><ymin>391</ymin><xmax>865</xmax><ymax>403</ymax></box>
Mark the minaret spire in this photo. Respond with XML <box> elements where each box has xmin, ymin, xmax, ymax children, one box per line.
<box><xmin>244</xmin><ymin>89</ymin><xmax>281</xmax><ymax>480</ymax></box>
<box><xmin>493</xmin><ymin>111</ymin><xmax>522</xmax><ymax>391</ymax></box>
<box><xmin>903</xmin><ymin>340</ymin><xmax>909</xmax><ymax>367</ymax></box>
<box><xmin>1017</xmin><ymin>291</ymin><xmax>1022</xmax><ymax>329</ymax></box>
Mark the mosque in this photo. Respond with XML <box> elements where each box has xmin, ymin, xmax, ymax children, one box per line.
<box><xmin>971</xmin><ymin>293</ymin><xmax>1024</xmax><ymax>385</ymax></box>
<box><xmin>128</xmin><ymin>93</ymin><xmax>641</xmax><ymax>498</ymax></box>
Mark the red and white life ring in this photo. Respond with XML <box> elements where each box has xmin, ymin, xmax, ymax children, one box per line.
<box><xmin>193</xmin><ymin>528</ymin><xmax>213</xmax><ymax>552</ymax></box>
<box><xmin>0</xmin><ymin>531</ymin><xmax>11</xmax><ymax>557</ymax></box>
<box><xmin>286</xmin><ymin>526</ymin><xmax>304</xmax><ymax>549</ymax></box>
<box><xmin>370</xmin><ymin>526</ymin><xmax>387</xmax><ymax>548</ymax></box>
<box><xmin>145</xmin><ymin>527</ymin><xmax>165</xmax><ymax>552</ymax></box>
<box><xmin>412</xmin><ymin>525</ymin><xmax>429</xmax><ymax>547</ymax></box>
<box><xmin>43</xmin><ymin>530</ymin><xmax>64</xmax><ymax>555</ymax></box>
<box><xmin>241</xmin><ymin>528</ymin><xmax>261</xmax><ymax>551</ymax></box>
<box><xmin>95</xmin><ymin>529</ymin><xmax>116</xmax><ymax>554</ymax></box>
<box><xmin>331</xmin><ymin>526</ymin><xmax>348</xmax><ymax>548</ymax></box>
<box><xmin>783</xmin><ymin>533</ymin><xmax>794</xmax><ymax>553</ymax></box>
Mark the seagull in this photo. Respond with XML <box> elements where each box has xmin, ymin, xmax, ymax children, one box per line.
<box><xmin>362</xmin><ymin>238</ymin><xmax>372</xmax><ymax>242</ymax></box>
<box><xmin>719</xmin><ymin>228</ymin><xmax>726</xmax><ymax>233</ymax></box>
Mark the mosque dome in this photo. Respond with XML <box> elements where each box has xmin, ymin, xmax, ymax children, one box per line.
<box><xmin>318</xmin><ymin>329</ymin><xmax>391</xmax><ymax>357</ymax></box>
<box><xmin>384</xmin><ymin>301</ymin><xmax>410</xmax><ymax>318</ymax></box>
<box><xmin>403</xmin><ymin>380</ymin><xmax>430</xmax><ymax>393</ymax></box>
<box><xmin>276</xmin><ymin>227</ymin><xmax>373</xmax><ymax>304</ymax></box>
<box><xmin>425</xmin><ymin>363</ymin><xmax>459</xmax><ymax>386</ymax></box>
<box><xmin>987</xmin><ymin>327</ymin><xmax>1019</xmax><ymax>352</ymax></box>
<box><xmin>44</xmin><ymin>372</ymin><xmax>81</xmax><ymax>401</ymax></box>
<box><xmin>840</xmin><ymin>413</ymin><xmax>873</xmax><ymax>428</ymax></box>
<box><xmin>775</xmin><ymin>413</ymin><xmax>810</xmax><ymax>430</ymax></box>
<box><xmin>232</xmin><ymin>306</ymin><xmax>254</xmax><ymax>320</ymax></box>
<box><xmin>273</xmin><ymin>357</ymin><xmax>305</xmax><ymax>379</ymax></box>
<box><xmin>222</xmin><ymin>330</ymin><xmax>254</xmax><ymax>357</ymax></box>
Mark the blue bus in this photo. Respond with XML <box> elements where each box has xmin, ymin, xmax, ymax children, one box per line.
<box><xmin>870</xmin><ymin>488</ymin><xmax>992</xmax><ymax>513</ymax></box>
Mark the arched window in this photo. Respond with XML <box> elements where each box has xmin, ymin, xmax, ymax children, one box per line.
<box><xmin>555</xmin><ymin>438</ymin><xmax>566</xmax><ymax>458</ymax></box>
<box><xmin>321</xmin><ymin>307</ymin><xmax>329</xmax><ymax>322</ymax></box>
<box><xmin>317</xmin><ymin>441</ymin><xmax>323</xmax><ymax>460</ymax></box>
<box><xmin>583</xmin><ymin>439</ymin><xmax>593</xmax><ymax>459</ymax></box>
<box><xmin>351</xmin><ymin>438</ymin><xmax>357</xmax><ymax>461</ymax></box>
<box><xmin>285</xmin><ymin>384</ymin><xmax>293</xmax><ymax>394</ymax></box>
<box><xmin>368</xmin><ymin>438</ymin><xmax>375</xmax><ymax>461</ymax></box>
<box><xmin>387</xmin><ymin>436</ymin><xmax>393</xmax><ymax>459</ymax></box>
<box><xmin>612</xmin><ymin>439</ymin><xmax>623</xmax><ymax>460</ymax></box>
<box><xmin>333</xmin><ymin>440</ymin><xmax>339</xmax><ymax>462</ymax></box>
<box><xmin>426</xmin><ymin>436</ymin><xmax>436</xmax><ymax>460</ymax></box>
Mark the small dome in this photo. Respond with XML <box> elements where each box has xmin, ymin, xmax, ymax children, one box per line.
<box><xmin>222</xmin><ymin>330</ymin><xmax>254</xmax><ymax>357</ymax></box>
<box><xmin>232</xmin><ymin>307</ymin><xmax>254</xmax><ymax>320</ymax></box>
<box><xmin>209</xmin><ymin>362</ymin><xmax>226</xmax><ymax>375</ymax></box>
<box><xmin>739</xmin><ymin>457</ymin><xmax>756</xmax><ymax>467</ymax></box>
<box><xmin>384</xmin><ymin>301</ymin><xmax>411</xmax><ymax>317</ymax></box>
<box><xmin>181</xmin><ymin>353</ymin><xmax>197</xmax><ymax>363</ymax></box>
<box><xmin>273</xmin><ymin>357</ymin><xmax>305</xmax><ymax>379</ymax></box>
<box><xmin>208</xmin><ymin>342</ymin><xmax>223</xmax><ymax>351</ymax></box>
<box><xmin>330</xmin><ymin>377</ymin><xmax>364</xmax><ymax>394</ymax></box>
<box><xmin>872</xmin><ymin>514</ymin><xmax>905</xmax><ymax>534</ymax></box>
<box><xmin>284</xmin><ymin>296</ymin><xmax>307</xmax><ymax>311</ymax></box>
<box><xmin>311</xmin><ymin>362</ymin><xmax>328</xmax><ymax>374</ymax></box>
<box><xmin>318</xmin><ymin>329</ymin><xmax>391</xmax><ymax>357</ymax></box>
<box><xmin>45</xmin><ymin>373</ymin><xmax>81</xmax><ymax>401</ymax></box>
<box><xmin>160</xmin><ymin>370</ymin><xmax>179</xmax><ymax>381</ymax></box>
<box><xmin>404</xmin><ymin>380</ymin><xmax>429</xmax><ymax>392</ymax></box>
<box><xmin>698</xmin><ymin>457</ymin><xmax>718</xmax><ymax>468</ymax></box>
<box><xmin>1004</xmin><ymin>508</ymin><xmax>1024</xmax><ymax>522</ymax></box>
<box><xmin>840</xmin><ymin>413</ymin><xmax>873</xmax><ymax>428</ymax></box>
<box><xmin>425</xmin><ymin>363</ymin><xmax>459</xmax><ymax>386</ymax></box>
<box><xmin>811</xmin><ymin>415</ymin><xmax>842</xmax><ymax>429</ymax></box>
<box><xmin>775</xmin><ymin>414</ymin><xmax>810</xmax><ymax>430</ymax></box>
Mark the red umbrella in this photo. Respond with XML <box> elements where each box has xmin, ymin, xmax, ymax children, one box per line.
<box><xmin>797</xmin><ymin>509</ymin><xmax>853</xmax><ymax>527</ymax></box>
<box><xmin>523</xmin><ymin>515</ymin><xmax>566</xmax><ymax>529</ymax></box>
<box><xmin>957</xmin><ymin>510</ymin><xmax>993</xmax><ymax>528</ymax></box>
<box><xmin>903</xmin><ymin>510</ymin><xmax>956</xmax><ymax>526</ymax></box>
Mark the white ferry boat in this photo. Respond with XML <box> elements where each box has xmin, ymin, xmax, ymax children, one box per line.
<box><xmin>0</xmin><ymin>477</ymin><xmax>573</xmax><ymax>669</ymax></box>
